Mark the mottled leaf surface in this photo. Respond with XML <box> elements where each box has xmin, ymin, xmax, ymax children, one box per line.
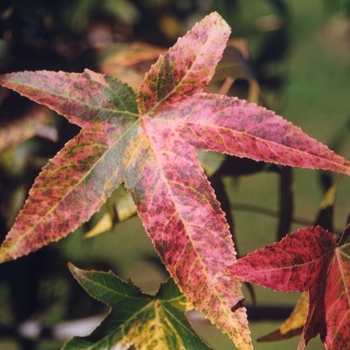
<box><xmin>0</xmin><ymin>13</ymin><xmax>252</xmax><ymax>349</ymax></box>
<box><xmin>227</xmin><ymin>226</ymin><xmax>350</xmax><ymax>349</ymax></box>
<box><xmin>63</xmin><ymin>263</ymin><xmax>211</xmax><ymax>350</ymax></box>
<box><xmin>0</xmin><ymin>69</ymin><xmax>139</xmax><ymax>260</ymax></box>
<box><xmin>1</xmin><ymin>11</ymin><xmax>350</xmax><ymax>350</ymax></box>
<box><xmin>324</xmin><ymin>239</ymin><xmax>350</xmax><ymax>350</ymax></box>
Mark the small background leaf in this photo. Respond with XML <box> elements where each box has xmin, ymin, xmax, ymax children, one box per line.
<box><xmin>211</xmin><ymin>39</ymin><xmax>263</xmax><ymax>104</ymax></box>
<box><xmin>83</xmin><ymin>212</ymin><xmax>113</xmax><ymax>239</ymax></box>
<box><xmin>99</xmin><ymin>42</ymin><xmax>165</xmax><ymax>91</ymax></box>
<box><xmin>257</xmin><ymin>292</ymin><xmax>308</xmax><ymax>342</ymax></box>
<box><xmin>84</xmin><ymin>186</ymin><xmax>137</xmax><ymax>239</ymax></box>
<box><xmin>0</xmin><ymin>104</ymin><xmax>54</xmax><ymax>154</ymax></box>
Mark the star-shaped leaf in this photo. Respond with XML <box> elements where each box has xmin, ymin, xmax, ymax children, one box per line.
<box><xmin>1</xmin><ymin>12</ymin><xmax>350</xmax><ymax>349</ymax></box>
<box><xmin>63</xmin><ymin>263</ymin><xmax>211</xmax><ymax>350</ymax></box>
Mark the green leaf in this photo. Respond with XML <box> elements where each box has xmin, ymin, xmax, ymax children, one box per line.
<box><xmin>63</xmin><ymin>263</ymin><xmax>212</xmax><ymax>350</ymax></box>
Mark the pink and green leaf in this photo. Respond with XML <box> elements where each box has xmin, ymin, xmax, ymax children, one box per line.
<box><xmin>124</xmin><ymin>117</ymin><xmax>250</xmax><ymax>348</ymax></box>
<box><xmin>1</xmin><ymin>11</ymin><xmax>350</xmax><ymax>350</ymax></box>
<box><xmin>0</xmin><ymin>71</ymin><xmax>139</xmax><ymax>261</ymax></box>
<box><xmin>137</xmin><ymin>13</ymin><xmax>231</xmax><ymax>115</ymax></box>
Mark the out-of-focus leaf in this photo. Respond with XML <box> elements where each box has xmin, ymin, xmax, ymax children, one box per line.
<box><xmin>257</xmin><ymin>292</ymin><xmax>308</xmax><ymax>342</ymax></box>
<box><xmin>84</xmin><ymin>186</ymin><xmax>137</xmax><ymax>238</ymax></box>
<box><xmin>99</xmin><ymin>42</ymin><xmax>165</xmax><ymax>90</ymax></box>
<box><xmin>279</xmin><ymin>292</ymin><xmax>308</xmax><ymax>335</ymax></box>
<box><xmin>213</xmin><ymin>39</ymin><xmax>253</xmax><ymax>82</ymax></box>
<box><xmin>100</xmin><ymin>42</ymin><xmax>165</xmax><ymax>68</ymax></box>
<box><xmin>83</xmin><ymin>212</ymin><xmax>113</xmax><ymax>239</ymax></box>
<box><xmin>113</xmin><ymin>185</ymin><xmax>137</xmax><ymax>222</ymax></box>
<box><xmin>0</xmin><ymin>104</ymin><xmax>53</xmax><ymax>154</ymax></box>
<box><xmin>63</xmin><ymin>263</ymin><xmax>211</xmax><ymax>350</ymax></box>
<box><xmin>211</xmin><ymin>39</ymin><xmax>262</xmax><ymax>103</ymax></box>
<box><xmin>159</xmin><ymin>13</ymin><xmax>183</xmax><ymax>39</ymax></box>
<box><xmin>102</xmin><ymin>0</ymin><xmax>140</xmax><ymax>25</ymax></box>
<box><xmin>197</xmin><ymin>151</ymin><xmax>225</xmax><ymax>177</ymax></box>
<box><xmin>315</xmin><ymin>174</ymin><xmax>342</xmax><ymax>232</ymax></box>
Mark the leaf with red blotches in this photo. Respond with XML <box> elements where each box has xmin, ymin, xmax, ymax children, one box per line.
<box><xmin>227</xmin><ymin>226</ymin><xmax>350</xmax><ymax>349</ymax></box>
<box><xmin>1</xmin><ymin>11</ymin><xmax>350</xmax><ymax>350</ymax></box>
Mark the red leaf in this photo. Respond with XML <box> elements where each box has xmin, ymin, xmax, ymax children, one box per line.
<box><xmin>323</xmin><ymin>241</ymin><xmax>350</xmax><ymax>349</ymax></box>
<box><xmin>227</xmin><ymin>226</ymin><xmax>350</xmax><ymax>349</ymax></box>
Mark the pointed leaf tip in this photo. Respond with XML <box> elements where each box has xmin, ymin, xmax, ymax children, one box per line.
<box><xmin>227</xmin><ymin>226</ymin><xmax>350</xmax><ymax>349</ymax></box>
<box><xmin>0</xmin><ymin>70</ymin><xmax>139</xmax><ymax>263</ymax></box>
<box><xmin>227</xmin><ymin>226</ymin><xmax>336</xmax><ymax>292</ymax></box>
<box><xmin>65</xmin><ymin>265</ymin><xmax>213</xmax><ymax>350</ymax></box>
<box><xmin>4</xmin><ymin>10</ymin><xmax>350</xmax><ymax>350</ymax></box>
<box><xmin>137</xmin><ymin>12</ymin><xmax>231</xmax><ymax>115</ymax></box>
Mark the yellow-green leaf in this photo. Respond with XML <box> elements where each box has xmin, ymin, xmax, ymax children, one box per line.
<box><xmin>63</xmin><ymin>263</ymin><xmax>212</xmax><ymax>350</ymax></box>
